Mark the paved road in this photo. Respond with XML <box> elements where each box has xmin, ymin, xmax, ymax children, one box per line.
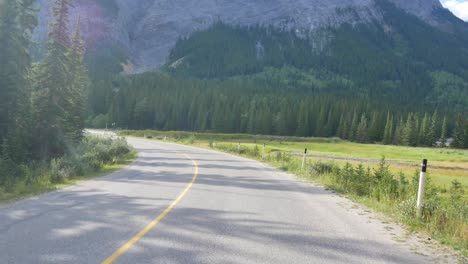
<box><xmin>0</xmin><ymin>137</ymin><xmax>431</xmax><ymax>263</ymax></box>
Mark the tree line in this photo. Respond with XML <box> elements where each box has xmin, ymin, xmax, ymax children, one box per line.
<box><xmin>89</xmin><ymin>72</ymin><xmax>468</xmax><ymax>149</ymax></box>
<box><xmin>167</xmin><ymin>19</ymin><xmax>468</xmax><ymax>113</ymax></box>
<box><xmin>0</xmin><ymin>0</ymin><xmax>88</xmax><ymax>164</ymax></box>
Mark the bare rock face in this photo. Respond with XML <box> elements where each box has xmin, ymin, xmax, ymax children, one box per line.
<box><xmin>34</xmin><ymin>0</ymin><xmax>443</xmax><ymax>71</ymax></box>
<box><xmin>390</xmin><ymin>0</ymin><xmax>441</xmax><ymax>19</ymax></box>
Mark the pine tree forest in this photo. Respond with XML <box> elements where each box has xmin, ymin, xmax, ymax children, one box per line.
<box><xmin>88</xmin><ymin>72</ymin><xmax>468</xmax><ymax>149</ymax></box>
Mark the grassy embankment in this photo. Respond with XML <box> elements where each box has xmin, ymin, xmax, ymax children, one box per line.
<box><xmin>0</xmin><ymin>136</ymin><xmax>136</xmax><ymax>204</ymax></box>
<box><xmin>120</xmin><ymin>130</ymin><xmax>467</xmax><ymax>256</ymax></box>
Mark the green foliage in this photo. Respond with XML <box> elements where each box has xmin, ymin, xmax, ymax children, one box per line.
<box><xmin>96</xmin><ymin>71</ymin><xmax>465</xmax><ymax>148</ymax></box>
<box><xmin>0</xmin><ymin>136</ymin><xmax>133</xmax><ymax>192</ymax></box>
<box><xmin>164</xmin><ymin>4</ymin><xmax>468</xmax><ymax>111</ymax></box>
<box><xmin>452</xmin><ymin>114</ymin><xmax>468</xmax><ymax>149</ymax></box>
<box><xmin>0</xmin><ymin>0</ymin><xmax>37</xmax><ymax>161</ymax></box>
<box><xmin>303</xmin><ymin>158</ymin><xmax>467</xmax><ymax>251</ymax></box>
<box><xmin>83</xmin><ymin>2</ymin><xmax>468</xmax><ymax>149</ymax></box>
<box><xmin>31</xmin><ymin>0</ymin><xmax>90</xmax><ymax>158</ymax></box>
<box><xmin>430</xmin><ymin>72</ymin><xmax>468</xmax><ymax>113</ymax></box>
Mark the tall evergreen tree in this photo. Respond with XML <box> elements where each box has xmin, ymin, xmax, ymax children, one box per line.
<box><xmin>0</xmin><ymin>0</ymin><xmax>37</xmax><ymax>161</ymax></box>
<box><xmin>452</xmin><ymin>114</ymin><xmax>466</xmax><ymax>149</ymax></box>
<box><xmin>368</xmin><ymin>112</ymin><xmax>382</xmax><ymax>142</ymax></box>
<box><xmin>32</xmin><ymin>0</ymin><xmax>74</xmax><ymax>158</ymax></box>
<box><xmin>296</xmin><ymin>101</ymin><xmax>310</xmax><ymax>137</ymax></box>
<box><xmin>349</xmin><ymin>111</ymin><xmax>358</xmax><ymax>141</ymax></box>
<box><xmin>66</xmin><ymin>17</ymin><xmax>89</xmax><ymax>142</ymax></box>
<box><xmin>427</xmin><ymin>111</ymin><xmax>439</xmax><ymax>147</ymax></box>
<box><xmin>402</xmin><ymin>113</ymin><xmax>418</xmax><ymax>146</ymax></box>
<box><xmin>336</xmin><ymin>114</ymin><xmax>345</xmax><ymax>139</ymax></box>
<box><xmin>392</xmin><ymin>117</ymin><xmax>404</xmax><ymax>145</ymax></box>
<box><xmin>356</xmin><ymin>114</ymin><xmax>368</xmax><ymax>143</ymax></box>
<box><xmin>419</xmin><ymin>113</ymin><xmax>430</xmax><ymax>146</ymax></box>
<box><xmin>383</xmin><ymin>113</ymin><xmax>393</xmax><ymax>145</ymax></box>
<box><xmin>440</xmin><ymin>116</ymin><xmax>447</xmax><ymax>147</ymax></box>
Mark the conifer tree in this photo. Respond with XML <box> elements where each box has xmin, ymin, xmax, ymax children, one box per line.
<box><xmin>66</xmin><ymin>17</ymin><xmax>89</xmax><ymax>142</ymax></box>
<box><xmin>368</xmin><ymin>112</ymin><xmax>381</xmax><ymax>142</ymax></box>
<box><xmin>336</xmin><ymin>114</ymin><xmax>345</xmax><ymax>139</ymax></box>
<box><xmin>427</xmin><ymin>111</ymin><xmax>439</xmax><ymax>146</ymax></box>
<box><xmin>419</xmin><ymin>113</ymin><xmax>429</xmax><ymax>146</ymax></box>
<box><xmin>356</xmin><ymin>114</ymin><xmax>368</xmax><ymax>143</ymax></box>
<box><xmin>402</xmin><ymin>113</ymin><xmax>418</xmax><ymax>146</ymax></box>
<box><xmin>392</xmin><ymin>117</ymin><xmax>404</xmax><ymax>145</ymax></box>
<box><xmin>440</xmin><ymin>116</ymin><xmax>447</xmax><ymax>147</ymax></box>
<box><xmin>32</xmin><ymin>0</ymin><xmax>74</xmax><ymax>158</ymax></box>
<box><xmin>383</xmin><ymin>113</ymin><xmax>393</xmax><ymax>145</ymax></box>
<box><xmin>296</xmin><ymin>101</ymin><xmax>310</xmax><ymax>137</ymax></box>
<box><xmin>315</xmin><ymin>106</ymin><xmax>326</xmax><ymax>137</ymax></box>
<box><xmin>0</xmin><ymin>0</ymin><xmax>37</xmax><ymax>161</ymax></box>
<box><xmin>349</xmin><ymin>111</ymin><xmax>358</xmax><ymax>141</ymax></box>
<box><xmin>452</xmin><ymin>114</ymin><xmax>465</xmax><ymax>149</ymax></box>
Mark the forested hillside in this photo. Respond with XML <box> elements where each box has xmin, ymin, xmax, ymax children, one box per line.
<box><xmin>166</xmin><ymin>1</ymin><xmax>468</xmax><ymax>112</ymax></box>
<box><xmin>86</xmin><ymin>1</ymin><xmax>468</xmax><ymax>149</ymax></box>
<box><xmin>87</xmin><ymin>72</ymin><xmax>467</xmax><ymax>148</ymax></box>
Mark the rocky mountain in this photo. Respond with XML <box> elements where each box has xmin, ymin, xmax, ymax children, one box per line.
<box><xmin>34</xmin><ymin>0</ymin><xmax>453</xmax><ymax>72</ymax></box>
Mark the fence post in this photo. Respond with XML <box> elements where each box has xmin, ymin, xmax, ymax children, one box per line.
<box><xmin>302</xmin><ymin>148</ymin><xmax>308</xmax><ymax>171</ymax></box>
<box><xmin>416</xmin><ymin>159</ymin><xmax>428</xmax><ymax>218</ymax></box>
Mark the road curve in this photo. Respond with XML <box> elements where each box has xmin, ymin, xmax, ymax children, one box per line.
<box><xmin>0</xmin><ymin>137</ymin><xmax>431</xmax><ymax>264</ymax></box>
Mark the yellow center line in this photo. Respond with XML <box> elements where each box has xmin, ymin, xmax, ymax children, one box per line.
<box><xmin>102</xmin><ymin>154</ymin><xmax>199</xmax><ymax>264</ymax></box>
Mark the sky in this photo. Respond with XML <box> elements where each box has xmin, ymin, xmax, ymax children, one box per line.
<box><xmin>441</xmin><ymin>0</ymin><xmax>468</xmax><ymax>21</ymax></box>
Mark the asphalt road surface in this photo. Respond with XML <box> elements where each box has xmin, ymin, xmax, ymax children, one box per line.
<box><xmin>0</xmin><ymin>137</ymin><xmax>432</xmax><ymax>264</ymax></box>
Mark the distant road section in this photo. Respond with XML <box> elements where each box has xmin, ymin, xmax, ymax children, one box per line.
<box><xmin>0</xmin><ymin>136</ymin><xmax>432</xmax><ymax>263</ymax></box>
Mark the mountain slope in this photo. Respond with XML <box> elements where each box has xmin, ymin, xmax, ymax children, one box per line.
<box><xmin>165</xmin><ymin>1</ymin><xmax>468</xmax><ymax>112</ymax></box>
<box><xmin>34</xmin><ymin>0</ymin><xmax>448</xmax><ymax>71</ymax></box>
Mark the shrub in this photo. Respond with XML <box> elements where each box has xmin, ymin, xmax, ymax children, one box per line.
<box><xmin>310</xmin><ymin>161</ymin><xmax>336</xmax><ymax>175</ymax></box>
<box><xmin>109</xmin><ymin>138</ymin><xmax>131</xmax><ymax>158</ymax></box>
<box><xmin>0</xmin><ymin>158</ymin><xmax>20</xmax><ymax>192</ymax></box>
<box><xmin>398</xmin><ymin>198</ymin><xmax>418</xmax><ymax>225</ymax></box>
<box><xmin>49</xmin><ymin>158</ymin><xmax>74</xmax><ymax>183</ymax></box>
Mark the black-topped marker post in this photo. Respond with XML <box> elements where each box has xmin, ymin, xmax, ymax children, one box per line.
<box><xmin>417</xmin><ymin>159</ymin><xmax>428</xmax><ymax>217</ymax></box>
<box><xmin>301</xmin><ymin>148</ymin><xmax>308</xmax><ymax>171</ymax></box>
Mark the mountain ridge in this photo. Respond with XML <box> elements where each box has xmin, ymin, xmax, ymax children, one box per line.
<box><xmin>33</xmin><ymin>0</ymin><xmax>451</xmax><ymax>71</ymax></box>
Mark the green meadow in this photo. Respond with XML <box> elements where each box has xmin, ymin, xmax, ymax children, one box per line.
<box><xmin>121</xmin><ymin>130</ymin><xmax>468</xmax><ymax>190</ymax></box>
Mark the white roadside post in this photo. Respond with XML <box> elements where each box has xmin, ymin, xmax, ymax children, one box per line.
<box><xmin>238</xmin><ymin>142</ymin><xmax>241</xmax><ymax>154</ymax></box>
<box><xmin>301</xmin><ymin>148</ymin><xmax>308</xmax><ymax>171</ymax></box>
<box><xmin>416</xmin><ymin>159</ymin><xmax>428</xmax><ymax>218</ymax></box>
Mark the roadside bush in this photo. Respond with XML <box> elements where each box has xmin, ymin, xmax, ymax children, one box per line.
<box><xmin>109</xmin><ymin>139</ymin><xmax>131</xmax><ymax>157</ymax></box>
<box><xmin>0</xmin><ymin>158</ymin><xmax>21</xmax><ymax>192</ymax></box>
<box><xmin>398</xmin><ymin>198</ymin><xmax>417</xmax><ymax>222</ymax></box>
<box><xmin>0</xmin><ymin>136</ymin><xmax>134</xmax><ymax>196</ymax></box>
<box><xmin>81</xmin><ymin>151</ymin><xmax>103</xmax><ymax>171</ymax></box>
<box><xmin>49</xmin><ymin>158</ymin><xmax>74</xmax><ymax>183</ymax></box>
<box><xmin>310</xmin><ymin>161</ymin><xmax>336</xmax><ymax>175</ymax></box>
<box><xmin>309</xmin><ymin>158</ymin><xmax>466</xmax><ymax>252</ymax></box>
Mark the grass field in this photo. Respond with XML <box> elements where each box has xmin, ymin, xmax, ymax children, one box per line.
<box><xmin>227</xmin><ymin>141</ymin><xmax>468</xmax><ymax>192</ymax></box>
<box><xmin>120</xmin><ymin>130</ymin><xmax>467</xmax><ymax>191</ymax></box>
